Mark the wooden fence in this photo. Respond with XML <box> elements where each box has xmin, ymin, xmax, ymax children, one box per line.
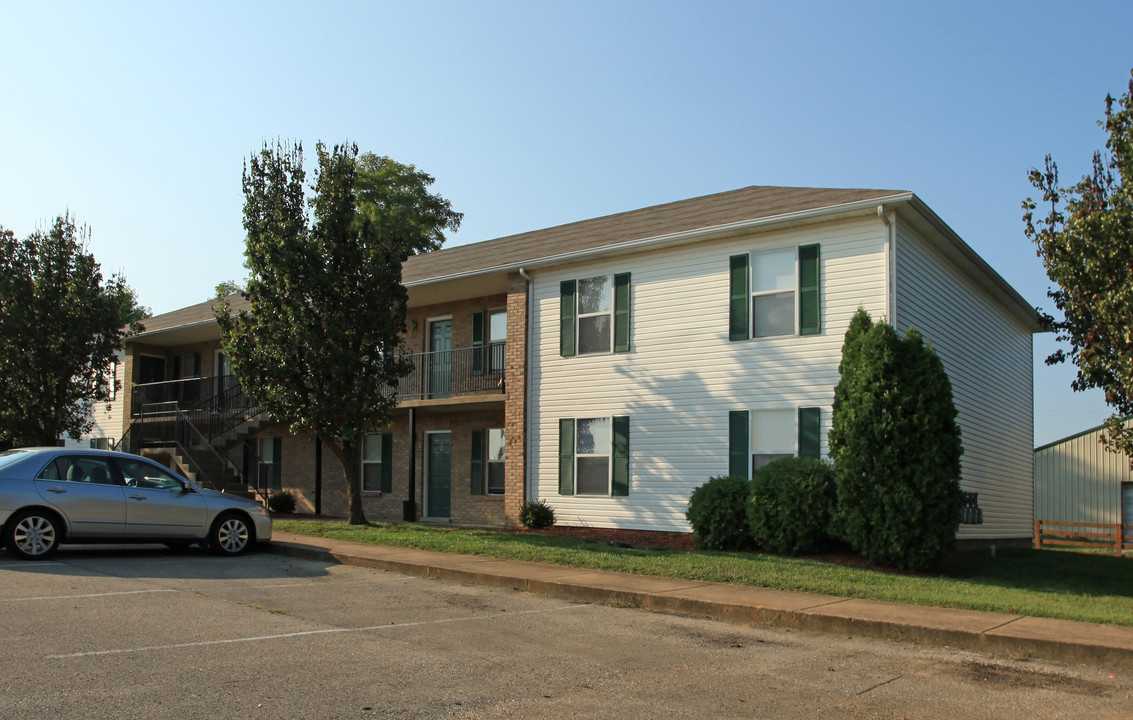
<box><xmin>1033</xmin><ymin>520</ymin><xmax>1133</xmax><ymax>557</ymax></box>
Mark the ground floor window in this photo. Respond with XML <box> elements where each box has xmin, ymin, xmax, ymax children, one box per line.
<box><xmin>258</xmin><ymin>437</ymin><xmax>281</xmax><ymax>491</ymax></box>
<box><xmin>557</xmin><ymin>416</ymin><xmax>630</xmax><ymax>496</ymax></box>
<box><xmin>362</xmin><ymin>433</ymin><xmax>392</xmax><ymax>493</ymax></box>
<box><xmin>729</xmin><ymin>407</ymin><xmax>821</xmax><ymax>478</ymax></box>
<box><xmin>471</xmin><ymin>428</ymin><xmax>505</xmax><ymax>495</ymax></box>
<box><xmin>487</xmin><ymin>428</ymin><xmax>505</xmax><ymax>495</ymax></box>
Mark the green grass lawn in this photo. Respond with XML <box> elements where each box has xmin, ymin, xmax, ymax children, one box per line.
<box><xmin>274</xmin><ymin>519</ymin><xmax>1133</xmax><ymax>626</ymax></box>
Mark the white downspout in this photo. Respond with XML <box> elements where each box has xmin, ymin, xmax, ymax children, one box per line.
<box><xmin>878</xmin><ymin>205</ymin><xmax>896</xmax><ymax>324</ymax></box>
<box><xmin>517</xmin><ymin>267</ymin><xmax>534</xmax><ymax>503</ymax></box>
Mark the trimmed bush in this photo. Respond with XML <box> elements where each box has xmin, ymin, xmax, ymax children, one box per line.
<box><xmin>829</xmin><ymin>308</ymin><xmax>965</xmax><ymax>571</ymax></box>
<box><xmin>519</xmin><ymin>500</ymin><xmax>556</xmax><ymax>529</ymax></box>
<box><xmin>267</xmin><ymin>490</ymin><xmax>297</xmax><ymax>514</ymax></box>
<box><xmin>747</xmin><ymin>456</ymin><xmax>836</xmax><ymax>555</ymax></box>
<box><xmin>685</xmin><ymin>475</ymin><xmax>754</xmax><ymax>551</ymax></box>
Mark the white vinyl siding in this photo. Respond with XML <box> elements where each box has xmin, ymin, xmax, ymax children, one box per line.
<box><xmin>530</xmin><ymin>216</ymin><xmax>888</xmax><ymax>531</ymax></box>
<box><xmin>1035</xmin><ymin>420</ymin><xmax>1133</xmax><ymax>527</ymax></box>
<box><xmin>894</xmin><ymin>224</ymin><xmax>1035</xmax><ymax>540</ymax></box>
<box><xmin>60</xmin><ymin>349</ymin><xmax>126</xmax><ymax>450</ymax></box>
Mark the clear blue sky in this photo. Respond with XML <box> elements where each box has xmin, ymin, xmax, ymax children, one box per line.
<box><xmin>2</xmin><ymin>1</ymin><xmax>1130</xmax><ymax>446</ymax></box>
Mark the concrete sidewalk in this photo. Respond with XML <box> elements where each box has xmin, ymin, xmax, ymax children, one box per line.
<box><xmin>267</xmin><ymin>530</ymin><xmax>1133</xmax><ymax>670</ymax></box>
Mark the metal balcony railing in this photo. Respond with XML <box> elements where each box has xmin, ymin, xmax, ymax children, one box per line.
<box><xmin>396</xmin><ymin>343</ymin><xmax>506</xmax><ymax>399</ymax></box>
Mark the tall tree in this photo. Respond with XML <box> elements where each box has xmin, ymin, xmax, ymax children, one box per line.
<box><xmin>0</xmin><ymin>215</ymin><xmax>143</xmax><ymax>449</ymax></box>
<box><xmin>217</xmin><ymin>141</ymin><xmax>461</xmax><ymax>524</ymax></box>
<box><xmin>1024</xmin><ymin>70</ymin><xmax>1133</xmax><ymax>458</ymax></box>
<box><xmin>828</xmin><ymin>309</ymin><xmax>964</xmax><ymax>570</ymax></box>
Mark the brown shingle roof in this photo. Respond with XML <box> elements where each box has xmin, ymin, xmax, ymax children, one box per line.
<box><xmin>138</xmin><ymin>185</ymin><xmax>904</xmax><ymax>333</ymax></box>
<box><xmin>136</xmin><ymin>294</ymin><xmax>250</xmax><ymax>335</ymax></box>
<box><xmin>401</xmin><ymin>185</ymin><xmax>905</xmax><ymax>283</ymax></box>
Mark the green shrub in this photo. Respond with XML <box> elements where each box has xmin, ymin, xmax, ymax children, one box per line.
<box><xmin>519</xmin><ymin>500</ymin><xmax>556</xmax><ymax>529</ymax></box>
<box><xmin>267</xmin><ymin>490</ymin><xmax>297</xmax><ymax>514</ymax></box>
<box><xmin>829</xmin><ymin>309</ymin><xmax>965</xmax><ymax>571</ymax></box>
<box><xmin>748</xmin><ymin>457</ymin><xmax>836</xmax><ymax>555</ymax></box>
<box><xmin>685</xmin><ymin>475</ymin><xmax>754</xmax><ymax>551</ymax></box>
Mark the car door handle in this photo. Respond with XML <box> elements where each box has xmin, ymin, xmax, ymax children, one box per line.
<box><xmin>128</xmin><ymin>494</ymin><xmax>148</xmax><ymax>501</ymax></box>
<box><xmin>45</xmin><ymin>486</ymin><xmax>67</xmax><ymax>494</ymax></box>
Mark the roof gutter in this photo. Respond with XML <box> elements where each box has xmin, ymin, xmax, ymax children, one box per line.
<box><xmin>405</xmin><ymin>193</ymin><xmax>915</xmax><ymax>289</ymax></box>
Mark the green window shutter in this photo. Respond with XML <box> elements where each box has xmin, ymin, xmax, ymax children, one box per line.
<box><xmin>470</xmin><ymin>429</ymin><xmax>484</xmax><ymax>495</ymax></box>
<box><xmin>798</xmin><ymin>407</ymin><xmax>821</xmax><ymax>459</ymax></box>
<box><xmin>560</xmin><ymin>280</ymin><xmax>576</xmax><ymax>357</ymax></box>
<box><xmin>799</xmin><ymin>244</ymin><xmax>821</xmax><ymax>335</ymax></box>
<box><xmin>728</xmin><ymin>411</ymin><xmax>749</xmax><ymax>479</ymax></box>
<box><xmin>729</xmin><ymin>255</ymin><xmax>750</xmax><ymax>341</ymax></box>
<box><xmin>613</xmin><ymin>272</ymin><xmax>631</xmax><ymax>353</ymax></box>
<box><xmin>380</xmin><ymin>433</ymin><xmax>393</xmax><ymax>493</ymax></box>
<box><xmin>271</xmin><ymin>437</ymin><xmax>282</xmax><ymax>491</ymax></box>
<box><xmin>558</xmin><ymin>418</ymin><xmax>575</xmax><ymax>495</ymax></box>
<box><xmin>471</xmin><ymin>310</ymin><xmax>485</xmax><ymax>375</ymax></box>
<box><xmin>612</xmin><ymin>415</ymin><xmax>630</xmax><ymax>496</ymax></box>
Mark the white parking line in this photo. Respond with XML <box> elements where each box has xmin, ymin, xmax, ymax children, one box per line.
<box><xmin>48</xmin><ymin>604</ymin><xmax>592</xmax><ymax>659</ymax></box>
<box><xmin>2</xmin><ymin>589</ymin><xmax>179</xmax><ymax>602</ymax></box>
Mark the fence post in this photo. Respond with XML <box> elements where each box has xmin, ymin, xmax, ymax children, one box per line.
<box><xmin>1117</xmin><ymin>523</ymin><xmax>1124</xmax><ymax>557</ymax></box>
<box><xmin>1034</xmin><ymin>519</ymin><xmax>1042</xmax><ymax>550</ymax></box>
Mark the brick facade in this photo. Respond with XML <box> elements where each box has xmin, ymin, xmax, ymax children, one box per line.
<box><xmin>124</xmin><ymin>280</ymin><xmax>532</xmax><ymax>528</ymax></box>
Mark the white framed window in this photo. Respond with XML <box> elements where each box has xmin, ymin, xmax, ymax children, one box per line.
<box><xmin>575</xmin><ymin>417</ymin><xmax>612</xmax><ymax>494</ymax></box>
<box><xmin>362</xmin><ymin>433</ymin><xmax>388</xmax><ymax>493</ymax></box>
<box><xmin>751</xmin><ymin>408</ymin><xmax>796</xmax><ymax>474</ymax></box>
<box><xmin>258</xmin><ymin>437</ymin><xmax>280</xmax><ymax>491</ymax></box>
<box><xmin>751</xmin><ymin>248</ymin><xmax>797</xmax><ymax>338</ymax></box>
<box><xmin>577</xmin><ymin>275</ymin><xmax>613</xmax><ymax>354</ymax></box>
<box><xmin>486</xmin><ymin>428</ymin><xmax>505</xmax><ymax>495</ymax></box>
<box><xmin>488</xmin><ymin>309</ymin><xmax>507</xmax><ymax>373</ymax></box>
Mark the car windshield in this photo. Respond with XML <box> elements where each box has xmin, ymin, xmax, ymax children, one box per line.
<box><xmin>0</xmin><ymin>449</ymin><xmax>35</xmax><ymax>471</ymax></box>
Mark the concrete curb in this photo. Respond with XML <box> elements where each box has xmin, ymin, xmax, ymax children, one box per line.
<box><xmin>266</xmin><ymin>535</ymin><xmax>1133</xmax><ymax>670</ymax></box>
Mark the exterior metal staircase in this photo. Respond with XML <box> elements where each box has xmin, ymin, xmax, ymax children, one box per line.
<box><xmin>116</xmin><ymin>376</ymin><xmax>274</xmax><ymax>500</ymax></box>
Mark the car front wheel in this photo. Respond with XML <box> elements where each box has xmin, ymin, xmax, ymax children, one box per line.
<box><xmin>5</xmin><ymin>510</ymin><xmax>62</xmax><ymax>560</ymax></box>
<box><xmin>209</xmin><ymin>512</ymin><xmax>253</xmax><ymax>556</ymax></box>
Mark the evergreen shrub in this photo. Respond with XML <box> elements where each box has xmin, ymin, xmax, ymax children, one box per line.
<box><xmin>829</xmin><ymin>308</ymin><xmax>965</xmax><ymax>570</ymax></box>
<box><xmin>685</xmin><ymin>475</ymin><xmax>754</xmax><ymax>551</ymax></box>
<box><xmin>747</xmin><ymin>457</ymin><xmax>837</xmax><ymax>555</ymax></box>
<box><xmin>519</xmin><ymin>500</ymin><xmax>556</xmax><ymax>529</ymax></box>
<box><xmin>267</xmin><ymin>490</ymin><xmax>297</xmax><ymax>515</ymax></box>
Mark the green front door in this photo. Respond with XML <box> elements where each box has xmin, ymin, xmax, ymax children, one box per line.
<box><xmin>426</xmin><ymin>433</ymin><xmax>452</xmax><ymax>518</ymax></box>
<box><xmin>429</xmin><ymin>319</ymin><xmax>453</xmax><ymax>398</ymax></box>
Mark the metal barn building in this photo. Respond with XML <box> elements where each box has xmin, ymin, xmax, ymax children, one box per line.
<box><xmin>1034</xmin><ymin>421</ymin><xmax>1133</xmax><ymax>529</ymax></box>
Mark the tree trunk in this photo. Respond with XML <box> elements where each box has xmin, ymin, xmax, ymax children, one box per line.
<box><xmin>321</xmin><ymin>434</ymin><xmax>368</xmax><ymax>525</ymax></box>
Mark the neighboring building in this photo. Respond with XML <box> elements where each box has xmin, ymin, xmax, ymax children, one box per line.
<box><xmin>115</xmin><ymin>186</ymin><xmax>1043</xmax><ymax>541</ymax></box>
<box><xmin>59</xmin><ymin>349</ymin><xmax>125</xmax><ymax>450</ymax></box>
<box><xmin>1035</xmin><ymin>421</ymin><xmax>1133</xmax><ymax>530</ymax></box>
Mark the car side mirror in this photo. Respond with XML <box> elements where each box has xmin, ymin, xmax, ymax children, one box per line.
<box><xmin>178</xmin><ymin>479</ymin><xmax>193</xmax><ymax>494</ymax></box>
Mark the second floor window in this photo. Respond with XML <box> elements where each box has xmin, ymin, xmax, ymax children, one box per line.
<box><xmin>560</xmin><ymin>272</ymin><xmax>631</xmax><ymax>357</ymax></box>
<box><xmin>729</xmin><ymin>244</ymin><xmax>820</xmax><ymax>340</ymax></box>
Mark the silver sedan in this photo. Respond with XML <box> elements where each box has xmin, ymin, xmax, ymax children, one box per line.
<box><xmin>0</xmin><ymin>447</ymin><xmax>273</xmax><ymax>560</ymax></box>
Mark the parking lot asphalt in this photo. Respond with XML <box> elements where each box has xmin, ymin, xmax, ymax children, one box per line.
<box><xmin>268</xmin><ymin>530</ymin><xmax>1133</xmax><ymax>670</ymax></box>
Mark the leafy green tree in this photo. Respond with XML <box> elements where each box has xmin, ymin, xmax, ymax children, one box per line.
<box><xmin>212</xmin><ymin>280</ymin><xmax>245</xmax><ymax>300</ymax></box>
<box><xmin>0</xmin><ymin>215</ymin><xmax>143</xmax><ymax>449</ymax></box>
<box><xmin>1024</xmin><ymin>70</ymin><xmax>1133</xmax><ymax>458</ymax></box>
<box><xmin>828</xmin><ymin>309</ymin><xmax>964</xmax><ymax>570</ymax></box>
<box><xmin>217</xmin><ymin>141</ymin><xmax>461</xmax><ymax>524</ymax></box>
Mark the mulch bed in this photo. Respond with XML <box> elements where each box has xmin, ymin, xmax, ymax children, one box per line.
<box><xmin>508</xmin><ymin>525</ymin><xmax>697</xmax><ymax>551</ymax></box>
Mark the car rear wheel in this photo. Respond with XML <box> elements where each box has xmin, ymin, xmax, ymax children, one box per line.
<box><xmin>5</xmin><ymin>510</ymin><xmax>62</xmax><ymax>560</ymax></box>
<box><xmin>209</xmin><ymin>512</ymin><xmax>253</xmax><ymax>556</ymax></box>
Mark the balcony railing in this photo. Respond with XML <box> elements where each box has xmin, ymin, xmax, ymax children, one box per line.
<box><xmin>396</xmin><ymin>343</ymin><xmax>506</xmax><ymax>399</ymax></box>
<box><xmin>132</xmin><ymin>376</ymin><xmax>240</xmax><ymax>410</ymax></box>
<box><xmin>131</xmin><ymin>343</ymin><xmax>505</xmax><ymax>413</ymax></box>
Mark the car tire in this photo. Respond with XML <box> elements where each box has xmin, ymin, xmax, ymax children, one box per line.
<box><xmin>5</xmin><ymin>510</ymin><xmax>62</xmax><ymax>560</ymax></box>
<box><xmin>209</xmin><ymin>512</ymin><xmax>254</xmax><ymax>556</ymax></box>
